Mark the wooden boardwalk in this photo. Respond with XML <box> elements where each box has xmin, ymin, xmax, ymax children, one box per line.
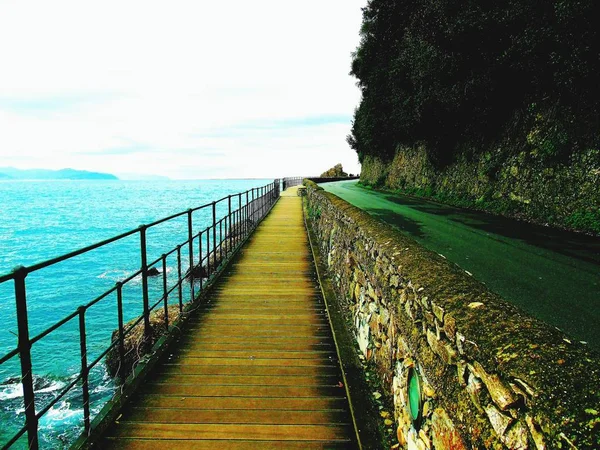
<box><xmin>102</xmin><ymin>187</ymin><xmax>357</xmax><ymax>449</ymax></box>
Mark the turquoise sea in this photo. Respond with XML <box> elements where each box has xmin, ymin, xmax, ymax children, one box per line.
<box><xmin>0</xmin><ymin>179</ymin><xmax>272</xmax><ymax>448</ymax></box>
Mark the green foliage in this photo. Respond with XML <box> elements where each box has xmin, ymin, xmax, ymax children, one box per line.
<box><xmin>564</xmin><ymin>209</ymin><xmax>600</xmax><ymax>234</ymax></box>
<box><xmin>307</xmin><ymin>204</ymin><xmax>322</xmax><ymax>221</ymax></box>
<box><xmin>348</xmin><ymin>0</ymin><xmax>600</xmax><ymax>164</ymax></box>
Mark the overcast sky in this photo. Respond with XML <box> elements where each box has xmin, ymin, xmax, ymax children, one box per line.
<box><xmin>0</xmin><ymin>0</ymin><xmax>365</xmax><ymax>179</ymax></box>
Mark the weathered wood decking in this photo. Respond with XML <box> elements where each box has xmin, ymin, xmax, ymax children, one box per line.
<box><xmin>102</xmin><ymin>187</ymin><xmax>357</xmax><ymax>449</ymax></box>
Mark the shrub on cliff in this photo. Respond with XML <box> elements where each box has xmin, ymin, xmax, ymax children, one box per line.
<box><xmin>105</xmin><ymin>305</ymin><xmax>182</xmax><ymax>380</ymax></box>
<box><xmin>348</xmin><ymin>0</ymin><xmax>600</xmax><ymax>164</ymax></box>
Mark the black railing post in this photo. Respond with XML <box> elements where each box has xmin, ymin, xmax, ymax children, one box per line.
<box><xmin>162</xmin><ymin>254</ymin><xmax>169</xmax><ymax>331</ymax></box>
<box><xmin>139</xmin><ymin>225</ymin><xmax>151</xmax><ymax>337</ymax></box>
<box><xmin>198</xmin><ymin>232</ymin><xmax>203</xmax><ymax>291</ymax></box>
<box><xmin>187</xmin><ymin>210</ymin><xmax>194</xmax><ymax>303</ymax></box>
<box><xmin>77</xmin><ymin>307</ymin><xmax>91</xmax><ymax>435</ymax></box>
<box><xmin>228</xmin><ymin>195</ymin><xmax>232</xmax><ymax>258</ymax></box>
<box><xmin>176</xmin><ymin>245</ymin><xmax>183</xmax><ymax>312</ymax></box>
<box><xmin>245</xmin><ymin>191</ymin><xmax>249</xmax><ymax>236</ymax></box>
<box><xmin>219</xmin><ymin>220</ymin><xmax>223</xmax><ymax>262</ymax></box>
<box><xmin>251</xmin><ymin>188</ymin><xmax>255</xmax><ymax>223</ymax></box>
<box><xmin>238</xmin><ymin>193</ymin><xmax>242</xmax><ymax>246</ymax></box>
<box><xmin>14</xmin><ymin>266</ymin><xmax>38</xmax><ymax>450</ymax></box>
<box><xmin>212</xmin><ymin>202</ymin><xmax>217</xmax><ymax>270</ymax></box>
<box><xmin>206</xmin><ymin>229</ymin><xmax>211</xmax><ymax>278</ymax></box>
<box><xmin>116</xmin><ymin>282</ymin><xmax>126</xmax><ymax>376</ymax></box>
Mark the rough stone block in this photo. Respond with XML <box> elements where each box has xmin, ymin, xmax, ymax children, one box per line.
<box><xmin>503</xmin><ymin>421</ymin><xmax>529</xmax><ymax>450</ymax></box>
<box><xmin>431</xmin><ymin>408</ymin><xmax>467</xmax><ymax>450</ymax></box>
<box><xmin>485</xmin><ymin>404</ymin><xmax>514</xmax><ymax>437</ymax></box>
<box><xmin>467</xmin><ymin>373</ymin><xmax>484</xmax><ymax>413</ymax></box>
<box><xmin>432</xmin><ymin>303</ymin><xmax>445</xmax><ymax>322</ymax></box>
<box><xmin>444</xmin><ymin>315</ymin><xmax>457</xmax><ymax>339</ymax></box>
<box><xmin>474</xmin><ymin>362</ymin><xmax>517</xmax><ymax>410</ymax></box>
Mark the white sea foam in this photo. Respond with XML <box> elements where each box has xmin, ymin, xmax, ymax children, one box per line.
<box><xmin>0</xmin><ymin>383</ymin><xmax>22</xmax><ymax>401</ymax></box>
<box><xmin>97</xmin><ymin>269</ymin><xmax>131</xmax><ymax>281</ymax></box>
<box><xmin>38</xmin><ymin>401</ymin><xmax>82</xmax><ymax>430</ymax></box>
<box><xmin>37</xmin><ymin>380</ymin><xmax>66</xmax><ymax>395</ymax></box>
<box><xmin>0</xmin><ymin>379</ymin><xmax>66</xmax><ymax>401</ymax></box>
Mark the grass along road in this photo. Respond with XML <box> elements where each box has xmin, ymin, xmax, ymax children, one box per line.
<box><xmin>321</xmin><ymin>180</ymin><xmax>600</xmax><ymax>352</ymax></box>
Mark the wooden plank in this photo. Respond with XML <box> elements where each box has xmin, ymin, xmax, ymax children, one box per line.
<box><xmin>139</xmin><ymin>384</ymin><xmax>346</xmax><ymax>398</ymax></box>
<box><xmin>104</xmin><ymin>439</ymin><xmax>352</xmax><ymax>450</ymax></box>
<box><xmin>136</xmin><ymin>395</ymin><xmax>348</xmax><ymax>411</ymax></box>
<box><xmin>157</xmin><ymin>364</ymin><xmax>339</xmax><ymax>376</ymax></box>
<box><xmin>191</xmin><ymin>313</ymin><xmax>326</xmax><ymax>321</ymax></box>
<box><xmin>183</xmin><ymin>327</ymin><xmax>332</xmax><ymax>338</ymax></box>
<box><xmin>150</xmin><ymin>374</ymin><xmax>341</xmax><ymax>387</ymax></box>
<box><xmin>107</xmin><ymin>423</ymin><xmax>352</xmax><ymax>441</ymax></box>
<box><xmin>122</xmin><ymin>408</ymin><xmax>349</xmax><ymax>425</ymax></box>
<box><xmin>177</xmin><ymin>350</ymin><xmax>335</xmax><ymax>360</ymax></box>
<box><xmin>176</xmin><ymin>341</ymin><xmax>333</xmax><ymax>352</ymax></box>
<box><xmin>178</xmin><ymin>336</ymin><xmax>333</xmax><ymax>346</ymax></box>
<box><xmin>163</xmin><ymin>357</ymin><xmax>336</xmax><ymax>367</ymax></box>
<box><xmin>208</xmin><ymin>295</ymin><xmax>319</xmax><ymax>301</ymax></box>
<box><xmin>200</xmin><ymin>305</ymin><xmax>325</xmax><ymax>312</ymax></box>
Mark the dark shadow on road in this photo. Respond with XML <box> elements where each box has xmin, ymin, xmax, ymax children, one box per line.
<box><xmin>368</xmin><ymin>208</ymin><xmax>427</xmax><ymax>239</ymax></box>
<box><xmin>382</xmin><ymin>193</ymin><xmax>600</xmax><ymax>266</ymax></box>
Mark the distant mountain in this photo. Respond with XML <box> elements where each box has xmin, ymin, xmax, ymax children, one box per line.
<box><xmin>0</xmin><ymin>167</ymin><xmax>118</xmax><ymax>180</ymax></box>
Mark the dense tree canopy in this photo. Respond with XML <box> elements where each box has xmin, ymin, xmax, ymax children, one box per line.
<box><xmin>348</xmin><ymin>0</ymin><xmax>600</xmax><ymax>164</ymax></box>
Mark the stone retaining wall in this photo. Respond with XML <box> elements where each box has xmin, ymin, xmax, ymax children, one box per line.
<box><xmin>305</xmin><ymin>180</ymin><xmax>600</xmax><ymax>449</ymax></box>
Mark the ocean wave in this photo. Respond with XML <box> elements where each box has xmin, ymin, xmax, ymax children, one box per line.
<box><xmin>97</xmin><ymin>269</ymin><xmax>132</xmax><ymax>282</ymax></box>
<box><xmin>38</xmin><ymin>401</ymin><xmax>82</xmax><ymax>430</ymax></box>
<box><xmin>97</xmin><ymin>266</ymin><xmax>177</xmax><ymax>284</ymax></box>
<box><xmin>0</xmin><ymin>382</ymin><xmax>22</xmax><ymax>401</ymax></box>
<box><xmin>0</xmin><ymin>376</ymin><xmax>66</xmax><ymax>402</ymax></box>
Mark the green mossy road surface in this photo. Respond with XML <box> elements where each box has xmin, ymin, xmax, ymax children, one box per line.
<box><xmin>322</xmin><ymin>180</ymin><xmax>600</xmax><ymax>352</ymax></box>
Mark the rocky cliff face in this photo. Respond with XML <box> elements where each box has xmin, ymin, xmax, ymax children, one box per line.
<box><xmin>360</xmin><ymin>147</ymin><xmax>600</xmax><ymax>235</ymax></box>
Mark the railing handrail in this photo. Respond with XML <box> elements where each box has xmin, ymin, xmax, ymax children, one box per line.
<box><xmin>0</xmin><ymin>178</ymin><xmax>282</xmax><ymax>450</ymax></box>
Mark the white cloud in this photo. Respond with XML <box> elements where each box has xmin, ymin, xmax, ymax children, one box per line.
<box><xmin>0</xmin><ymin>0</ymin><xmax>365</xmax><ymax>178</ymax></box>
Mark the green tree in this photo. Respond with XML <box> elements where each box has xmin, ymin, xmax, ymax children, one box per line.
<box><xmin>348</xmin><ymin>0</ymin><xmax>600</xmax><ymax>165</ymax></box>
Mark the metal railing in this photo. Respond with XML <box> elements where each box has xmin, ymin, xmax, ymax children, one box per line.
<box><xmin>0</xmin><ymin>179</ymin><xmax>281</xmax><ymax>450</ymax></box>
<box><xmin>282</xmin><ymin>177</ymin><xmax>306</xmax><ymax>190</ymax></box>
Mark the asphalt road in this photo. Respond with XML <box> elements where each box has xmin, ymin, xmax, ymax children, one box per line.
<box><xmin>321</xmin><ymin>180</ymin><xmax>600</xmax><ymax>352</ymax></box>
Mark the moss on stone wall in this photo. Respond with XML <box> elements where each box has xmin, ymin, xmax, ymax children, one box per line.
<box><xmin>360</xmin><ymin>147</ymin><xmax>600</xmax><ymax>235</ymax></box>
<box><xmin>305</xmin><ymin>180</ymin><xmax>600</xmax><ymax>449</ymax></box>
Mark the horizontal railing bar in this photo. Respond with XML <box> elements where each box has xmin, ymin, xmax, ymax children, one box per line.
<box><xmin>30</xmin><ymin>310</ymin><xmax>79</xmax><ymax>346</ymax></box>
<box><xmin>214</xmin><ymin>195</ymin><xmax>232</xmax><ymax>204</ymax></box>
<box><xmin>87</xmin><ymin>341</ymin><xmax>118</xmax><ymax>373</ymax></box>
<box><xmin>119</xmin><ymin>268</ymin><xmax>143</xmax><ymax>285</ymax></box>
<box><xmin>0</xmin><ymin>347</ymin><xmax>19</xmax><ymax>366</ymax></box>
<box><xmin>122</xmin><ymin>314</ymin><xmax>145</xmax><ymax>338</ymax></box>
<box><xmin>0</xmin><ymin>272</ymin><xmax>13</xmax><ymax>283</ymax></box>
<box><xmin>149</xmin><ymin>296</ymin><xmax>163</xmax><ymax>312</ymax></box>
<box><xmin>144</xmin><ymin>210</ymin><xmax>188</xmax><ymax>228</ymax></box>
<box><xmin>83</xmin><ymin>284</ymin><xmax>118</xmax><ymax>311</ymax></box>
<box><xmin>166</xmin><ymin>282</ymin><xmax>180</xmax><ymax>297</ymax></box>
<box><xmin>190</xmin><ymin>198</ymin><xmax>220</xmax><ymax>213</ymax></box>
<box><xmin>2</xmin><ymin>423</ymin><xmax>28</xmax><ymax>449</ymax></box>
<box><xmin>25</xmin><ymin>228</ymin><xmax>139</xmax><ymax>273</ymax></box>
